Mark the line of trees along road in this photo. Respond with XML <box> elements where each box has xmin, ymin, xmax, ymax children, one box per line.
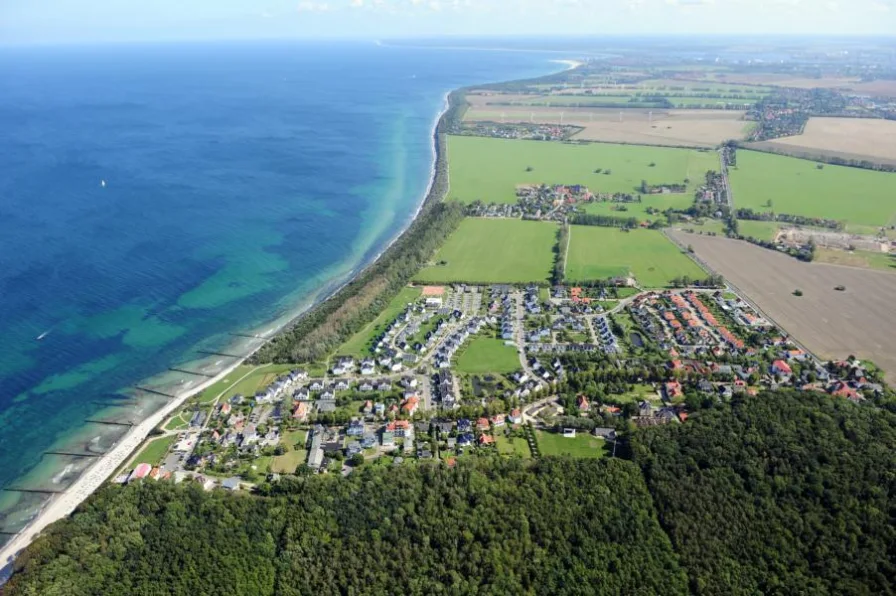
<box><xmin>6</xmin><ymin>390</ymin><xmax>895</xmax><ymax>594</ymax></box>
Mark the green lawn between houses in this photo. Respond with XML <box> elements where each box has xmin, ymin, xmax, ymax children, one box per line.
<box><xmin>446</xmin><ymin>136</ymin><xmax>719</xmax><ymax>205</ymax></box>
<box><xmin>729</xmin><ymin>150</ymin><xmax>896</xmax><ymax>229</ymax></box>
<box><xmin>133</xmin><ymin>435</ymin><xmax>177</xmax><ymax>467</ymax></box>
<box><xmin>536</xmin><ymin>430</ymin><xmax>608</xmax><ymax>458</ymax></box>
<box><xmin>415</xmin><ymin>218</ymin><xmax>557</xmax><ymax>284</ymax></box>
<box><xmin>495</xmin><ymin>434</ymin><xmax>533</xmax><ymax>458</ymax></box>
<box><xmin>565</xmin><ymin>226</ymin><xmax>705</xmax><ymax>287</ymax></box>
<box><xmin>454</xmin><ymin>337</ymin><xmax>521</xmax><ymax>375</ymax></box>
<box><xmin>337</xmin><ymin>286</ymin><xmax>422</xmax><ymax>358</ymax></box>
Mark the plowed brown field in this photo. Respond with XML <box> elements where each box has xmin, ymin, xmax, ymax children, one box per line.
<box><xmin>670</xmin><ymin>231</ymin><xmax>896</xmax><ymax>380</ymax></box>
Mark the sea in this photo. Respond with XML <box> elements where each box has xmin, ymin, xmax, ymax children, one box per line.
<box><xmin>0</xmin><ymin>40</ymin><xmax>561</xmax><ymax>544</ymax></box>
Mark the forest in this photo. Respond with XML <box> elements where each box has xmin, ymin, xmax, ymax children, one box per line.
<box><xmin>632</xmin><ymin>390</ymin><xmax>896</xmax><ymax>595</ymax></box>
<box><xmin>4</xmin><ymin>459</ymin><xmax>686</xmax><ymax>595</ymax></box>
<box><xmin>6</xmin><ymin>390</ymin><xmax>895</xmax><ymax>595</ymax></box>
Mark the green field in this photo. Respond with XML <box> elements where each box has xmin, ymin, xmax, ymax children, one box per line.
<box><xmin>338</xmin><ymin>286</ymin><xmax>421</xmax><ymax>357</ymax></box>
<box><xmin>447</xmin><ymin>136</ymin><xmax>719</xmax><ymax>205</ymax></box>
<box><xmin>730</xmin><ymin>150</ymin><xmax>896</xmax><ymax>228</ymax></box>
<box><xmin>415</xmin><ymin>218</ymin><xmax>557</xmax><ymax>284</ymax></box>
<box><xmin>455</xmin><ymin>337</ymin><xmax>521</xmax><ymax>375</ymax></box>
<box><xmin>684</xmin><ymin>218</ymin><xmax>781</xmax><ymax>242</ymax></box>
<box><xmin>133</xmin><ymin>435</ymin><xmax>176</xmax><ymax>466</ymax></box>
<box><xmin>536</xmin><ymin>430</ymin><xmax>607</xmax><ymax>458</ymax></box>
<box><xmin>815</xmin><ymin>247</ymin><xmax>896</xmax><ymax>272</ymax></box>
<box><xmin>583</xmin><ymin>194</ymin><xmax>694</xmax><ymax>223</ymax></box>
<box><xmin>566</xmin><ymin>226</ymin><xmax>705</xmax><ymax>287</ymax></box>
<box><xmin>226</xmin><ymin>364</ymin><xmax>297</xmax><ymax>399</ymax></box>
<box><xmin>495</xmin><ymin>434</ymin><xmax>532</xmax><ymax>458</ymax></box>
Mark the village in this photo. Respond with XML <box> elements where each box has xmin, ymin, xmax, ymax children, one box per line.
<box><xmin>117</xmin><ymin>280</ymin><xmax>886</xmax><ymax>490</ymax></box>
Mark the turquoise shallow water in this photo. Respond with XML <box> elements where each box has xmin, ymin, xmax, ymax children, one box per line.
<box><xmin>0</xmin><ymin>40</ymin><xmax>557</xmax><ymax>539</ymax></box>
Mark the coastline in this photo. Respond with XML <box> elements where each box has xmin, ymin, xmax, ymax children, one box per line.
<box><xmin>0</xmin><ymin>88</ymin><xmax>455</xmax><ymax>573</ymax></box>
<box><xmin>1</xmin><ymin>57</ymin><xmax>573</xmax><ymax>574</ymax></box>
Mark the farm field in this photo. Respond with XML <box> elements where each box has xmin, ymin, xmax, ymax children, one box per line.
<box><xmin>465</xmin><ymin>107</ymin><xmax>748</xmax><ymax>147</ymax></box>
<box><xmin>815</xmin><ymin>248</ymin><xmax>896</xmax><ymax>273</ymax></box>
<box><xmin>455</xmin><ymin>337</ymin><xmax>521</xmax><ymax>375</ymax></box>
<box><xmin>729</xmin><ymin>150</ymin><xmax>896</xmax><ymax>229</ymax></box>
<box><xmin>566</xmin><ymin>226</ymin><xmax>705</xmax><ymax>287</ymax></box>
<box><xmin>337</xmin><ymin>286</ymin><xmax>422</xmax><ymax>357</ymax></box>
<box><xmin>415</xmin><ymin>218</ymin><xmax>556</xmax><ymax>284</ymax></box>
<box><xmin>536</xmin><ymin>430</ymin><xmax>608</xmax><ymax>458</ymax></box>
<box><xmin>447</xmin><ymin>135</ymin><xmax>718</xmax><ymax>204</ymax></box>
<box><xmin>670</xmin><ymin>230</ymin><xmax>896</xmax><ymax>381</ymax></box>
<box><xmin>751</xmin><ymin>117</ymin><xmax>896</xmax><ymax>165</ymax></box>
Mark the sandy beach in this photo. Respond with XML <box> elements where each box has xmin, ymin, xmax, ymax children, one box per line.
<box><xmin>0</xmin><ymin>344</ymin><xmax>262</xmax><ymax>570</ymax></box>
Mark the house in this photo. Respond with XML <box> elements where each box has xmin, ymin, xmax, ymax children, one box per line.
<box><xmin>361</xmin><ymin>432</ymin><xmax>377</xmax><ymax>449</ymax></box>
<box><xmin>664</xmin><ymin>381</ymin><xmax>683</xmax><ymax>400</ymax></box>
<box><xmin>221</xmin><ymin>477</ymin><xmax>241</xmax><ymax>491</ymax></box>
<box><xmin>593</xmin><ymin>427</ymin><xmax>617</xmax><ymax>440</ymax></box>
<box><xmin>457</xmin><ymin>419</ymin><xmax>472</xmax><ymax>433</ymax></box>
<box><xmin>562</xmin><ymin>428</ymin><xmax>576</xmax><ymax>438</ymax></box>
<box><xmin>316</xmin><ymin>400</ymin><xmax>336</xmax><ymax>413</ymax></box>
<box><xmin>292</xmin><ymin>402</ymin><xmax>309</xmax><ymax>421</ymax></box>
<box><xmin>402</xmin><ymin>396</ymin><xmax>420</xmax><ymax>416</ymax></box>
<box><xmin>771</xmin><ymin>360</ymin><xmax>793</xmax><ymax>376</ymax></box>
<box><xmin>387</xmin><ymin>420</ymin><xmax>411</xmax><ymax>437</ymax></box>
<box><xmin>457</xmin><ymin>433</ymin><xmax>474</xmax><ymax>446</ymax></box>
<box><xmin>478</xmin><ymin>434</ymin><xmax>495</xmax><ymax>446</ymax></box>
<box><xmin>491</xmin><ymin>414</ymin><xmax>506</xmax><ymax>427</ymax></box>
<box><xmin>381</xmin><ymin>430</ymin><xmax>396</xmax><ymax>447</ymax></box>
<box><xmin>576</xmin><ymin>395</ymin><xmax>590</xmax><ymax>412</ymax></box>
<box><xmin>374</xmin><ymin>402</ymin><xmax>386</xmax><ymax>416</ymax></box>
<box><xmin>508</xmin><ymin>408</ymin><xmax>522</xmax><ymax>425</ymax></box>
<box><xmin>476</xmin><ymin>417</ymin><xmax>490</xmax><ymax>432</ymax></box>
<box><xmin>346</xmin><ymin>420</ymin><xmax>364</xmax><ymax>436</ymax></box>
<box><xmin>638</xmin><ymin>400</ymin><xmax>653</xmax><ymax>417</ymax></box>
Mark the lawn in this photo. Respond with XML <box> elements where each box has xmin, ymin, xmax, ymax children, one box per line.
<box><xmin>447</xmin><ymin>136</ymin><xmax>719</xmax><ymax>205</ymax></box>
<box><xmin>535</xmin><ymin>430</ymin><xmax>607</xmax><ymax>458</ymax></box>
<box><xmin>495</xmin><ymin>434</ymin><xmax>532</xmax><ymax>458</ymax></box>
<box><xmin>164</xmin><ymin>412</ymin><xmax>191</xmax><ymax>431</ymax></box>
<box><xmin>271</xmin><ymin>449</ymin><xmax>307</xmax><ymax>474</ymax></box>
<box><xmin>583</xmin><ymin>194</ymin><xmax>694</xmax><ymax>223</ymax></box>
<box><xmin>415</xmin><ymin>218</ymin><xmax>557</xmax><ymax>284</ymax></box>
<box><xmin>455</xmin><ymin>337</ymin><xmax>521</xmax><ymax>375</ymax></box>
<box><xmin>566</xmin><ymin>226</ymin><xmax>705</xmax><ymax>287</ymax></box>
<box><xmin>226</xmin><ymin>364</ymin><xmax>296</xmax><ymax>399</ymax></box>
<box><xmin>729</xmin><ymin>150</ymin><xmax>896</xmax><ymax>228</ymax></box>
<box><xmin>337</xmin><ymin>286</ymin><xmax>421</xmax><ymax>357</ymax></box>
<box><xmin>133</xmin><ymin>435</ymin><xmax>177</xmax><ymax>466</ymax></box>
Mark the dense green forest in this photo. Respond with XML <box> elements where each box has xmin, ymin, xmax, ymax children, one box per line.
<box><xmin>632</xmin><ymin>390</ymin><xmax>896</xmax><ymax>595</ymax></box>
<box><xmin>6</xmin><ymin>391</ymin><xmax>895</xmax><ymax>595</ymax></box>
<box><xmin>4</xmin><ymin>459</ymin><xmax>685</xmax><ymax>595</ymax></box>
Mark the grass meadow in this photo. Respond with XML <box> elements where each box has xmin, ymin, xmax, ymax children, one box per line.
<box><xmin>535</xmin><ymin>430</ymin><xmax>607</xmax><ymax>458</ymax></box>
<box><xmin>566</xmin><ymin>226</ymin><xmax>705</xmax><ymax>287</ymax></box>
<box><xmin>455</xmin><ymin>337</ymin><xmax>521</xmax><ymax>375</ymax></box>
<box><xmin>729</xmin><ymin>150</ymin><xmax>896</xmax><ymax>229</ymax></box>
<box><xmin>447</xmin><ymin>136</ymin><xmax>719</xmax><ymax>205</ymax></box>
<box><xmin>415</xmin><ymin>218</ymin><xmax>557</xmax><ymax>284</ymax></box>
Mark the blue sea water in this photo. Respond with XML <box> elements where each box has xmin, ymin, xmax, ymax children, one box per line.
<box><xmin>0</xmin><ymin>40</ymin><xmax>558</xmax><ymax>538</ymax></box>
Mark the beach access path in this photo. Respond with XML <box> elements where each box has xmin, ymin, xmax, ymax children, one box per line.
<box><xmin>0</xmin><ymin>349</ymin><xmax>262</xmax><ymax>571</ymax></box>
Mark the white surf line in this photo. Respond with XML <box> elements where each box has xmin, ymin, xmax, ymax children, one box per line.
<box><xmin>0</xmin><ymin>341</ymin><xmax>268</xmax><ymax>569</ymax></box>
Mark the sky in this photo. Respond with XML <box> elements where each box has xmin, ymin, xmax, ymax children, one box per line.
<box><xmin>1</xmin><ymin>0</ymin><xmax>894</xmax><ymax>45</ymax></box>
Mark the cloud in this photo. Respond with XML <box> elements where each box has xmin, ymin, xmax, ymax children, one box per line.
<box><xmin>297</xmin><ymin>1</ymin><xmax>330</xmax><ymax>11</ymax></box>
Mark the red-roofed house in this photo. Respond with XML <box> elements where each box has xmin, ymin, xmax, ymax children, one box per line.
<box><xmin>576</xmin><ymin>395</ymin><xmax>590</xmax><ymax>412</ymax></box>
<box><xmin>771</xmin><ymin>360</ymin><xmax>793</xmax><ymax>376</ymax></box>
<box><xmin>478</xmin><ymin>434</ymin><xmax>495</xmax><ymax>446</ymax></box>
<box><xmin>477</xmin><ymin>417</ymin><xmax>490</xmax><ymax>431</ymax></box>
<box><xmin>402</xmin><ymin>396</ymin><xmax>420</xmax><ymax>416</ymax></box>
